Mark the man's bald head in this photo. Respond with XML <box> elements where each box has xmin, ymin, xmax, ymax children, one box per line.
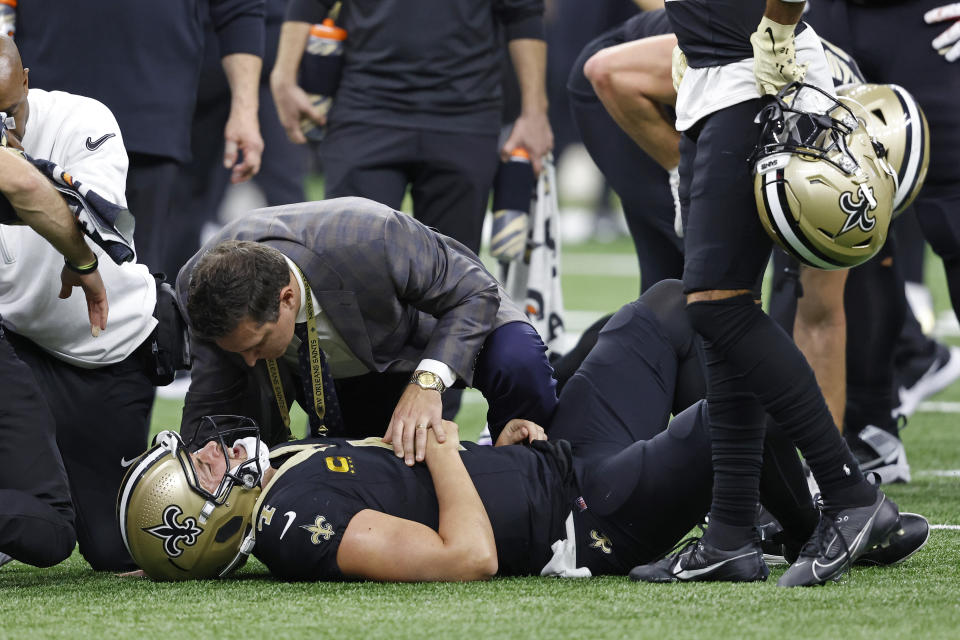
<box><xmin>0</xmin><ymin>36</ymin><xmax>28</xmax><ymax>139</ymax></box>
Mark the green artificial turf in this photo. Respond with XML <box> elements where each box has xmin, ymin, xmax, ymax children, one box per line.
<box><xmin>2</xmin><ymin>242</ymin><xmax>959</xmax><ymax>639</ymax></box>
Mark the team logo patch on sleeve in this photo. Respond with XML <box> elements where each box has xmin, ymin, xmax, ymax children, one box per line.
<box><xmin>144</xmin><ymin>505</ymin><xmax>203</xmax><ymax>558</ymax></box>
<box><xmin>301</xmin><ymin>515</ymin><xmax>335</xmax><ymax>544</ymax></box>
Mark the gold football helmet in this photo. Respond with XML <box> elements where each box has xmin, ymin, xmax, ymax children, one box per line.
<box><xmin>752</xmin><ymin>82</ymin><xmax>897</xmax><ymax>270</ymax></box>
<box><xmin>838</xmin><ymin>83</ymin><xmax>929</xmax><ymax>215</ymax></box>
<box><xmin>117</xmin><ymin>416</ymin><xmax>264</xmax><ymax>581</ymax></box>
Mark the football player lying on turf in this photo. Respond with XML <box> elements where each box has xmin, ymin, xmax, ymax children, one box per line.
<box><xmin>118</xmin><ymin>281</ymin><xmax>929</xmax><ymax>585</ymax></box>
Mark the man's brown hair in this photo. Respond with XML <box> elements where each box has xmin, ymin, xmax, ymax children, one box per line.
<box><xmin>187</xmin><ymin>240</ymin><xmax>291</xmax><ymax>339</ymax></box>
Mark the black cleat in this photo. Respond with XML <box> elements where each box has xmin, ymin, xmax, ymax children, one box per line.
<box><xmin>629</xmin><ymin>537</ymin><xmax>769</xmax><ymax>583</ymax></box>
<box><xmin>855</xmin><ymin>512</ymin><xmax>929</xmax><ymax>566</ymax></box>
<box><xmin>0</xmin><ymin>552</ymin><xmax>11</xmax><ymax>569</ymax></box>
<box><xmin>778</xmin><ymin>490</ymin><xmax>900</xmax><ymax>587</ymax></box>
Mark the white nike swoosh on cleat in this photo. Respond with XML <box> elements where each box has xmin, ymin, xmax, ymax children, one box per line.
<box><xmin>120</xmin><ymin>456</ymin><xmax>137</xmax><ymax>468</ymax></box>
<box><xmin>674</xmin><ymin>552</ymin><xmax>756</xmax><ymax>580</ymax></box>
<box><xmin>812</xmin><ymin>509</ymin><xmax>880</xmax><ymax>577</ymax></box>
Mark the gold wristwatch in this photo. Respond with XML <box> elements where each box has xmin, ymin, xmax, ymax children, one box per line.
<box><xmin>410</xmin><ymin>370</ymin><xmax>446</xmax><ymax>393</ymax></box>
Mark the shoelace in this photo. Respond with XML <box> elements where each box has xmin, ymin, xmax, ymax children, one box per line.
<box><xmin>658</xmin><ymin>536</ymin><xmax>702</xmax><ymax>567</ymax></box>
<box><xmin>799</xmin><ymin>509</ymin><xmax>855</xmax><ymax>576</ymax></box>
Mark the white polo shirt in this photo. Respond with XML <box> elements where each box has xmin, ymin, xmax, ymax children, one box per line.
<box><xmin>0</xmin><ymin>88</ymin><xmax>157</xmax><ymax>367</ymax></box>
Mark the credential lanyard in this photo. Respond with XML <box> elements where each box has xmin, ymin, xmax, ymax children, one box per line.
<box><xmin>266</xmin><ymin>265</ymin><xmax>328</xmax><ymax>436</ymax></box>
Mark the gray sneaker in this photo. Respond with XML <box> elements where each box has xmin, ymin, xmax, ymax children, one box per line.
<box><xmin>777</xmin><ymin>490</ymin><xmax>900</xmax><ymax>587</ymax></box>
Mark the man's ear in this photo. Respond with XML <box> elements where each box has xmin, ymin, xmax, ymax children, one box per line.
<box><xmin>278</xmin><ymin>284</ymin><xmax>297</xmax><ymax>310</ymax></box>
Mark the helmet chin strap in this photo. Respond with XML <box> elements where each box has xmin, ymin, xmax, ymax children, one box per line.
<box><xmin>219</xmin><ymin>528</ymin><xmax>257</xmax><ymax>578</ymax></box>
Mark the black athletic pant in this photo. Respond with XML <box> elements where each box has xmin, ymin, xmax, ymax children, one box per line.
<box><xmin>321</xmin><ymin>122</ymin><xmax>500</xmax><ymax>255</ymax></box>
<box><xmin>0</xmin><ymin>327</ymin><xmax>75</xmax><ymax>567</ymax></box>
<box><xmin>769</xmin><ymin>240</ymin><xmax>907</xmax><ymax>436</ymax></box>
<box><xmin>127</xmin><ymin>153</ymin><xmax>181</xmax><ymax>278</ymax></box>
<box><xmin>549</xmin><ymin>281</ymin><xmax>816</xmax><ymax>572</ymax></box>
<box><xmin>6</xmin><ymin>331</ymin><xmax>154</xmax><ymax>571</ymax></box>
<box><xmin>165</xmin><ymin>17</ymin><xmax>309</xmax><ymax>279</ymax></box>
<box><xmin>569</xmin><ymin>93</ymin><xmax>683</xmax><ymax>292</ymax></box>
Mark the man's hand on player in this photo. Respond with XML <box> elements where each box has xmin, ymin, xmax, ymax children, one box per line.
<box><xmin>384</xmin><ymin>384</ymin><xmax>446</xmax><ymax>466</ymax></box>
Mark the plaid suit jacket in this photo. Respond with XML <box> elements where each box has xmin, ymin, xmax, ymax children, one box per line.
<box><xmin>176</xmin><ymin>197</ymin><xmax>528</xmax><ymax>442</ymax></box>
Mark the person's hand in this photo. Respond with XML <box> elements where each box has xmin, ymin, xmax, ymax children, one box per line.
<box><xmin>59</xmin><ymin>265</ymin><xmax>108</xmax><ymax>336</ymax></box>
<box><xmin>383</xmin><ymin>384</ymin><xmax>446</xmax><ymax>466</ymax></box>
<box><xmin>926</xmin><ymin>4</ymin><xmax>960</xmax><ymax>62</ymax></box>
<box><xmin>494</xmin><ymin>419</ymin><xmax>547</xmax><ymax>446</ymax></box>
<box><xmin>270</xmin><ymin>79</ymin><xmax>326</xmax><ymax>144</ymax></box>
<box><xmin>223</xmin><ymin>107</ymin><xmax>263</xmax><ymax>184</ymax></box>
<box><xmin>501</xmin><ymin>111</ymin><xmax>553</xmax><ymax>175</ymax></box>
<box><xmin>749</xmin><ymin>16</ymin><xmax>808</xmax><ymax>95</ymax></box>
<box><xmin>424</xmin><ymin>420</ymin><xmax>461</xmax><ymax>460</ymax></box>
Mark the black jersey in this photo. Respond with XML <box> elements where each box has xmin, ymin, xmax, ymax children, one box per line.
<box><xmin>666</xmin><ymin>0</ymin><xmax>810</xmax><ymax>68</ymax></box>
<box><xmin>251</xmin><ymin>438</ymin><xmax>575</xmax><ymax>580</ymax></box>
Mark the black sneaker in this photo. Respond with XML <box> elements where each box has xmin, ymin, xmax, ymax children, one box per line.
<box><xmin>855</xmin><ymin>512</ymin><xmax>929</xmax><ymax>566</ymax></box>
<box><xmin>629</xmin><ymin>537</ymin><xmax>769</xmax><ymax>583</ymax></box>
<box><xmin>777</xmin><ymin>490</ymin><xmax>900</xmax><ymax>587</ymax></box>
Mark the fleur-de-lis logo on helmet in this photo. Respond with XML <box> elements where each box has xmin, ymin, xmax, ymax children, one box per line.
<box><xmin>144</xmin><ymin>505</ymin><xmax>204</xmax><ymax>558</ymax></box>
<box><xmin>838</xmin><ymin>186</ymin><xmax>878</xmax><ymax>236</ymax></box>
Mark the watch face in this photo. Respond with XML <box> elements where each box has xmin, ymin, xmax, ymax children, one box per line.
<box><xmin>418</xmin><ymin>372</ymin><xmax>438</xmax><ymax>385</ymax></box>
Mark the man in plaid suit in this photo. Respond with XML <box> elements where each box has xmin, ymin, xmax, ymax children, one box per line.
<box><xmin>176</xmin><ymin>197</ymin><xmax>557</xmax><ymax>464</ymax></box>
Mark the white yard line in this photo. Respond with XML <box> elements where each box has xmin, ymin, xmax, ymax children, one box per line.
<box><xmin>916</xmin><ymin>470</ymin><xmax>960</xmax><ymax>478</ymax></box>
<box><xmin>932</xmin><ymin>525</ymin><xmax>960</xmax><ymax>531</ymax></box>
<box><xmin>915</xmin><ymin>401</ymin><xmax>960</xmax><ymax>413</ymax></box>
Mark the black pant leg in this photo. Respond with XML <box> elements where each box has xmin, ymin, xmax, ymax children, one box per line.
<box><xmin>0</xmin><ymin>331</ymin><xmax>75</xmax><ymax>567</ymax></box>
<box><xmin>472</xmin><ymin>322</ymin><xmax>558</xmax><ymax>441</ymax></box>
<box><xmin>844</xmin><ymin>240</ymin><xmax>906</xmax><ymax>434</ymax></box>
<box><xmin>126</xmin><ymin>153</ymin><xmax>182</xmax><ymax>278</ymax></box>
<box><xmin>320</xmin><ymin>122</ymin><xmax>413</xmax><ymax>210</ymax></box>
<box><xmin>7</xmin><ymin>332</ymin><xmax>153</xmax><ymax>571</ymax></box>
<box><xmin>569</xmin><ymin>94</ymin><xmax>683</xmax><ymax>292</ymax></box>
<box><xmin>412</xmin><ymin>130</ymin><xmax>499</xmax><ymax>255</ymax></box>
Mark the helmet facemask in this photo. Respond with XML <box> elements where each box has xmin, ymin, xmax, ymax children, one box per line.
<box><xmin>750</xmin><ymin>82</ymin><xmax>897</xmax><ymax>270</ymax></box>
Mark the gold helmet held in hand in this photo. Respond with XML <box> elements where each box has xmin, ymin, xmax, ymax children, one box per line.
<box><xmin>837</xmin><ymin>83</ymin><xmax>929</xmax><ymax>216</ymax></box>
<box><xmin>116</xmin><ymin>416</ymin><xmax>264</xmax><ymax>580</ymax></box>
<box><xmin>751</xmin><ymin>82</ymin><xmax>897</xmax><ymax>270</ymax></box>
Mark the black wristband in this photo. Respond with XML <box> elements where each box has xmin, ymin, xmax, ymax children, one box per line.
<box><xmin>64</xmin><ymin>255</ymin><xmax>98</xmax><ymax>275</ymax></box>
